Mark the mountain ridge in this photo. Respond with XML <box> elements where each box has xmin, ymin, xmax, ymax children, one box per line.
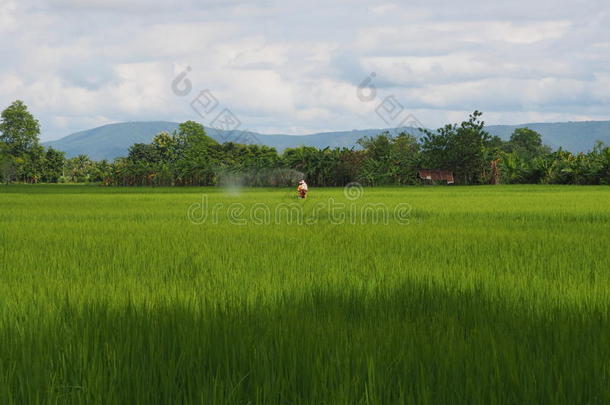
<box><xmin>43</xmin><ymin>120</ymin><xmax>610</xmax><ymax>160</ymax></box>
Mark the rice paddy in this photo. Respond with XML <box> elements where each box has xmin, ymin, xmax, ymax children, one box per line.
<box><xmin>0</xmin><ymin>184</ymin><xmax>609</xmax><ymax>404</ymax></box>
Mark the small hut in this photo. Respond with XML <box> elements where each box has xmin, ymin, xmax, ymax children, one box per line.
<box><xmin>417</xmin><ymin>169</ymin><xmax>455</xmax><ymax>185</ymax></box>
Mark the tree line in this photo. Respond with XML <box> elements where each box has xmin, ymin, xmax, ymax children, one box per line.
<box><xmin>1</xmin><ymin>100</ymin><xmax>609</xmax><ymax>186</ymax></box>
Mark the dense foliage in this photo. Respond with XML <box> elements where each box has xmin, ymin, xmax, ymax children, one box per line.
<box><xmin>1</xmin><ymin>101</ymin><xmax>608</xmax><ymax>186</ymax></box>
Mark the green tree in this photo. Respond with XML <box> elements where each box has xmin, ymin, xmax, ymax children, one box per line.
<box><xmin>506</xmin><ymin>128</ymin><xmax>550</xmax><ymax>160</ymax></box>
<box><xmin>420</xmin><ymin>111</ymin><xmax>492</xmax><ymax>184</ymax></box>
<box><xmin>67</xmin><ymin>154</ymin><xmax>93</xmax><ymax>183</ymax></box>
<box><xmin>90</xmin><ymin>160</ymin><xmax>112</xmax><ymax>184</ymax></box>
<box><xmin>588</xmin><ymin>141</ymin><xmax>610</xmax><ymax>185</ymax></box>
<box><xmin>356</xmin><ymin>131</ymin><xmax>421</xmax><ymax>186</ymax></box>
<box><xmin>0</xmin><ymin>100</ymin><xmax>42</xmax><ymax>182</ymax></box>
<box><xmin>0</xmin><ymin>100</ymin><xmax>41</xmax><ymax>156</ymax></box>
<box><xmin>128</xmin><ymin>143</ymin><xmax>161</xmax><ymax>164</ymax></box>
<box><xmin>175</xmin><ymin>121</ymin><xmax>217</xmax><ymax>150</ymax></box>
<box><xmin>42</xmin><ymin>147</ymin><xmax>66</xmax><ymax>183</ymax></box>
<box><xmin>358</xmin><ymin>132</ymin><xmax>394</xmax><ymax>185</ymax></box>
<box><xmin>21</xmin><ymin>144</ymin><xmax>45</xmax><ymax>183</ymax></box>
<box><xmin>0</xmin><ymin>141</ymin><xmax>17</xmax><ymax>184</ymax></box>
<box><xmin>174</xmin><ymin>122</ymin><xmax>218</xmax><ymax>185</ymax></box>
<box><xmin>281</xmin><ymin>146</ymin><xmax>337</xmax><ymax>186</ymax></box>
<box><xmin>390</xmin><ymin>132</ymin><xmax>420</xmax><ymax>185</ymax></box>
<box><xmin>499</xmin><ymin>152</ymin><xmax>528</xmax><ymax>184</ymax></box>
<box><xmin>152</xmin><ymin>132</ymin><xmax>180</xmax><ymax>163</ymax></box>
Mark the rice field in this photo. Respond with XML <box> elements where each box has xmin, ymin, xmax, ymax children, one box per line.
<box><xmin>0</xmin><ymin>184</ymin><xmax>609</xmax><ymax>404</ymax></box>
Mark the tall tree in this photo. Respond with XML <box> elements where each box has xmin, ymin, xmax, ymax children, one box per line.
<box><xmin>43</xmin><ymin>147</ymin><xmax>66</xmax><ymax>183</ymax></box>
<box><xmin>0</xmin><ymin>100</ymin><xmax>41</xmax><ymax>157</ymax></box>
<box><xmin>174</xmin><ymin>121</ymin><xmax>219</xmax><ymax>185</ymax></box>
<box><xmin>390</xmin><ymin>132</ymin><xmax>420</xmax><ymax>185</ymax></box>
<box><xmin>128</xmin><ymin>143</ymin><xmax>161</xmax><ymax>164</ymax></box>
<box><xmin>506</xmin><ymin>128</ymin><xmax>550</xmax><ymax>160</ymax></box>
<box><xmin>0</xmin><ymin>101</ymin><xmax>42</xmax><ymax>182</ymax></box>
<box><xmin>175</xmin><ymin>121</ymin><xmax>216</xmax><ymax>150</ymax></box>
<box><xmin>0</xmin><ymin>141</ymin><xmax>17</xmax><ymax>184</ymax></box>
<box><xmin>420</xmin><ymin>111</ymin><xmax>492</xmax><ymax>184</ymax></box>
<box><xmin>67</xmin><ymin>154</ymin><xmax>93</xmax><ymax>183</ymax></box>
<box><xmin>152</xmin><ymin>132</ymin><xmax>180</xmax><ymax>163</ymax></box>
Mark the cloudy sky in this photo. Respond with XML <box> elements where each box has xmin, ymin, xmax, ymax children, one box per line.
<box><xmin>1</xmin><ymin>0</ymin><xmax>609</xmax><ymax>141</ymax></box>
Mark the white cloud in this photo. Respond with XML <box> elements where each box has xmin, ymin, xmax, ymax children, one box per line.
<box><xmin>0</xmin><ymin>0</ymin><xmax>608</xmax><ymax>140</ymax></box>
<box><xmin>0</xmin><ymin>0</ymin><xmax>17</xmax><ymax>29</ymax></box>
<box><xmin>370</xmin><ymin>3</ymin><xmax>399</xmax><ymax>15</ymax></box>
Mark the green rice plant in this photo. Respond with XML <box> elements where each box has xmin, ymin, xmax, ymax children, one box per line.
<box><xmin>0</xmin><ymin>184</ymin><xmax>608</xmax><ymax>404</ymax></box>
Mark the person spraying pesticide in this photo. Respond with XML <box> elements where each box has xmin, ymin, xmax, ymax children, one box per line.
<box><xmin>297</xmin><ymin>179</ymin><xmax>308</xmax><ymax>199</ymax></box>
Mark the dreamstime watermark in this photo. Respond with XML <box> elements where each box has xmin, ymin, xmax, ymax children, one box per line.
<box><xmin>171</xmin><ymin>66</ymin><xmax>261</xmax><ymax>145</ymax></box>
<box><xmin>357</xmin><ymin>72</ymin><xmax>426</xmax><ymax>130</ymax></box>
<box><xmin>186</xmin><ymin>183</ymin><xmax>413</xmax><ymax>226</ymax></box>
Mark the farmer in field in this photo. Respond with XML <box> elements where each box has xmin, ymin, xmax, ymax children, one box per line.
<box><xmin>297</xmin><ymin>179</ymin><xmax>308</xmax><ymax>199</ymax></box>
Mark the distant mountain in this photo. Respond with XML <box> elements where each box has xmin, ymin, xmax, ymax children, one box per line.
<box><xmin>43</xmin><ymin>120</ymin><xmax>610</xmax><ymax>160</ymax></box>
<box><xmin>44</xmin><ymin>122</ymin><xmax>180</xmax><ymax>161</ymax></box>
<box><xmin>42</xmin><ymin>122</ymin><xmax>417</xmax><ymax>160</ymax></box>
<box><xmin>486</xmin><ymin>122</ymin><xmax>609</xmax><ymax>153</ymax></box>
